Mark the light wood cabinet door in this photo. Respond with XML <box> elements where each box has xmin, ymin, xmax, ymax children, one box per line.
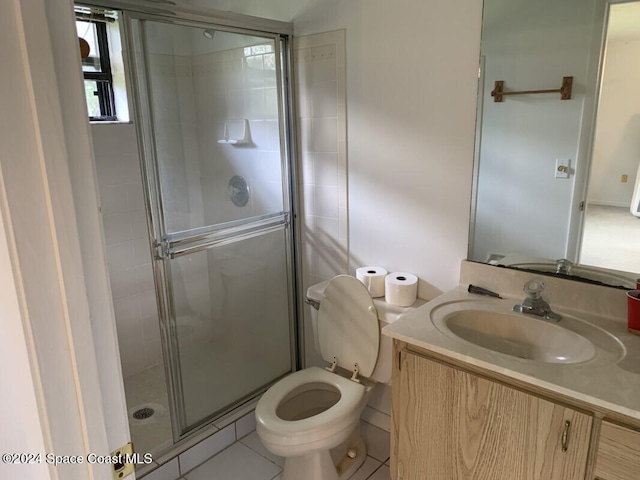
<box><xmin>392</xmin><ymin>351</ymin><xmax>592</xmax><ymax>480</ymax></box>
<box><xmin>593</xmin><ymin>421</ymin><xmax>640</xmax><ymax>480</ymax></box>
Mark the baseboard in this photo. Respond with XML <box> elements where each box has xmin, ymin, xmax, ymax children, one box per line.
<box><xmin>361</xmin><ymin>406</ymin><xmax>390</xmax><ymax>433</ymax></box>
<box><xmin>587</xmin><ymin>200</ymin><xmax>630</xmax><ymax>208</ymax></box>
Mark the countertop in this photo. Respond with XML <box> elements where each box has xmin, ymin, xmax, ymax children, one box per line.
<box><xmin>382</xmin><ymin>285</ymin><xmax>640</xmax><ymax>423</ymax></box>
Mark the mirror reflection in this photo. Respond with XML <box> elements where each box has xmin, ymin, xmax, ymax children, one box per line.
<box><xmin>469</xmin><ymin>0</ymin><xmax>640</xmax><ymax>289</ymax></box>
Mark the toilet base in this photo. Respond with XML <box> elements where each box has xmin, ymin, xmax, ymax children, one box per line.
<box><xmin>281</xmin><ymin>426</ymin><xmax>367</xmax><ymax>480</ymax></box>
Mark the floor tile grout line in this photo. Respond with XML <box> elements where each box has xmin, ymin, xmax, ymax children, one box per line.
<box><xmin>238</xmin><ymin>433</ymin><xmax>284</xmax><ymax>470</ymax></box>
<box><xmin>366</xmin><ymin>462</ymin><xmax>386</xmax><ymax>479</ymax></box>
<box><xmin>178</xmin><ymin>429</ymin><xmax>238</xmax><ymax>478</ymax></box>
<box><xmin>173</xmin><ymin>417</ymin><xmax>390</xmax><ymax>479</ymax></box>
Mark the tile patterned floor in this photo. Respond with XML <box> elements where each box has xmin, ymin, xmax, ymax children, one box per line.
<box><xmin>178</xmin><ymin>420</ymin><xmax>391</xmax><ymax>480</ymax></box>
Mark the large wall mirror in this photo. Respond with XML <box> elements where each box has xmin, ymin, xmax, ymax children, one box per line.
<box><xmin>469</xmin><ymin>0</ymin><xmax>640</xmax><ymax>289</ymax></box>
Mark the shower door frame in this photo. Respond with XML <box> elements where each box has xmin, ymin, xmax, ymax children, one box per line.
<box><xmin>113</xmin><ymin>3</ymin><xmax>302</xmax><ymax>441</ymax></box>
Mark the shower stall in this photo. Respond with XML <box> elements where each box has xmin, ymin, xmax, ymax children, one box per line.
<box><xmin>111</xmin><ymin>5</ymin><xmax>299</xmax><ymax>454</ymax></box>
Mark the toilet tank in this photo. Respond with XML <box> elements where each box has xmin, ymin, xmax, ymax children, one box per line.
<box><xmin>306</xmin><ymin>279</ymin><xmax>421</xmax><ymax>384</ymax></box>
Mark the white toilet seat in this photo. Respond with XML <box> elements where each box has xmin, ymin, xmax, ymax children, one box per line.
<box><xmin>256</xmin><ymin>366</ymin><xmax>366</xmax><ymax>448</ymax></box>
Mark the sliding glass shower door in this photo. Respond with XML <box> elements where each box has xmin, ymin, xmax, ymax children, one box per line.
<box><xmin>125</xmin><ymin>15</ymin><xmax>297</xmax><ymax>437</ymax></box>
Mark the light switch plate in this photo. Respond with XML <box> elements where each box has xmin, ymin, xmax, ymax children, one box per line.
<box><xmin>555</xmin><ymin>158</ymin><xmax>570</xmax><ymax>179</ymax></box>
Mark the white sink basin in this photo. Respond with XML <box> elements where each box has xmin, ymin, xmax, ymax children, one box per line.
<box><xmin>431</xmin><ymin>300</ymin><xmax>625</xmax><ymax>365</ymax></box>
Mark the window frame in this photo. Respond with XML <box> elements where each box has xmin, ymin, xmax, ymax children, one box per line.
<box><xmin>78</xmin><ymin>18</ymin><xmax>117</xmax><ymax>121</ymax></box>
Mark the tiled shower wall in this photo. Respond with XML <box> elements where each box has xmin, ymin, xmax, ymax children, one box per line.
<box><xmin>91</xmin><ymin>123</ymin><xmax>161</xmax><ymax>379</ymax></box>
<box><xmin>295</xmin><ymin>31</ymin><xmax>392</xmax><ymax>432</ymax></box>
<box><xmin>94</xmin><ymin>30</ymin><xmax>349</xmax><ymax>378</ymax></box>
<box><xmin>94</xmin><ymin>38</ymin><xmax>288</xmax><ymax>378</ymax></box>
<box><xmin>192</xmin><ymin>44</ymin><xmax>284</xmax><ymax>225</ymax></box>
<box><xmin>294</xmin><ymin>30</ymin><xmax>349</xmax><ymax>367</ymax></box>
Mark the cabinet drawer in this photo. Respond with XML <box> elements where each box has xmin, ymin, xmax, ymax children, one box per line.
<box><xmin>594</xmin><ymin>421</ymin><xmax>640</xmax><ymax>480</ymax></box>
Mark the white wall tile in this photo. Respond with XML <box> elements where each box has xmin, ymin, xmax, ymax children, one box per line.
<box><xmin>310</xmin><ymin>45</ymin><xmax>337</xmax><ymax>85</ymax></box>
<box><xmin>135</xmin><ymin>263</ymin><xmax>156</xmax><ymax>293</ymax></box>
<box><xmin>314</xmin><ymin>152</ymin><xmax>339</xmax><ymax>187</ymax></box>
<box><xmin>311</xmin><ymin>81</ymin><xmax>338</xmax><ymax>118</ymax></box>
<box><xmin>311</xmin><ymin>117</ymin><xmax>338</xmax><ymax>152</ymax></box>
<box><xmin>102</xmin><ymin>213</ymin><xmax>133</xmax><ymax>245</ymax></box>
<box><xmin>100</xmin><ymin>184</ymin><xmax>129</xmax><ymax>215</ymax></box>
<box><xmin>92</xmin><ymin>124</ymin><xmax>161</xmax><ymax>376</ymax></box>
<box><xmin>141</xmin><ymin>314</ymin><xmax>163</xmax><ymax>367</ymax></box>
<box><xmin>106</xmin><ymin>241</ymin><xmax>136</xmax><ymax>273</ymax></box>
<box><xmin>361</xmin><ymin>406</ymin><xmax>390</xmax><ymax>433</ymax></box>
<box><xmin>301</xmin><ymin>152</ymin><xmax>314</xmax><ymax>185</ymax></box>
<box><xmin>295</xmin><ymin>32</ymin><xmax>348</xmax><ymax>366</ymax></box>
<box><xmin>144</xmin><ymin>458</ymin><xmax>180</xmax><ymax>480</ymax></box>
<box><xmin>179</xmin><ymin>424</ymin><xmax>236</xmax><ymax>474</ymax></box>
<box><xmin>361</xmin><ymin>421</ymin><xmax>390</xmax><ymax>463</ymax></box>
<box><xmin>139</xmin><ymin>289</ymin><xmax>159</xmax><ymax>319</ymax></box>
<box><xmin>235</xmin><ymin>411</ymin><xmax>256</xmax><ymax>439</ymax></box>
<box><xmin>109</xmin><ymin>269</ymin><xmax>139</xmax><ymax>300</ymax></box>
<box><xmin>315</xmin><ymin>216</ymin><xmax>340</xmax><ymax>247</ymax></box>
<box><xmin>133</xmin><ymin>237</ymin><xmax>153</xmax><ymax>266</ymax></box>
<box><xmin>113</xmin><ymin>294</ymin><xmax>140</xmax><ymax>325</ymax></box>
<box><xmin>313</xmin><ymin>185</ymin><xmax>339</xmax><ymax>218</ymax></box>
<box><xmin>299</xmin><ymin>118</ymin><xmax>312</xmax><ymax>152</ymax></box>
<box><xmin>263</xmin><ymin>120</ymin><xmax>281</xmax><ymax>151</ymax></box>
<box><xmin>131</xmin><ymin>210</ymin><xmax>149</xmax><ymax>239</ymax></box>
<box><xmin>126</xmin><ymin>181</ymin><xmax>146</xmax><ymax>212</ymax></box>
<box><xmin>303</xmin><ymin>185</ymin><xmax>315</xmax><ymax>216</ymax></box>
<box><xmin>264</xmin><ymin>88</ymin><xmax>278</xmax><ymax>117</ymax></box>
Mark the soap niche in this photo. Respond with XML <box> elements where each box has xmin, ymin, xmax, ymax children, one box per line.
<box><xmin>218</xmin><ymin>119</ymin><xmax>250</xmax><ymax>145</ymax></box>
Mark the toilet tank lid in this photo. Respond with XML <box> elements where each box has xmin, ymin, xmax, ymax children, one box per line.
<box><xmin>306</xmin><ymin>278</ymin><xmax>420</xmax><ymax>325</ymax></box>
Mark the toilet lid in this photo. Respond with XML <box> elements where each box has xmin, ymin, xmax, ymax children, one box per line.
<box><xmin>318</xmin><ymin>275</ymin><xmax>379</xmax><ymax>377</ymax></box>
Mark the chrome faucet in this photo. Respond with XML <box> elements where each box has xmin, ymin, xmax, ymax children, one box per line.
<box><xmin>556</xmin><ymin>258</ymin><xmax>573</xmax><ymax>275</ymax></box>
<box><xmin>513</xmin><ymin>278</ymin><xmax>562</xmax><ymax>322</ymax></box>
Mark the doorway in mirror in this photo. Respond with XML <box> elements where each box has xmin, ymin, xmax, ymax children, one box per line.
<box><xmin>580</xmin><ymin>1</ymin><xmax>640</xmax><ymax>275</ymax></box>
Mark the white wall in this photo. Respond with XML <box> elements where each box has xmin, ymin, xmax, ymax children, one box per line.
<box><xmin>588</xmin><ymin>37</ymin><xmax>640</xmax><ymax>206</ymax></box>
<box><xmin>0</xmin><ymin>189</ymin><xmax>50</xmax><ymax>480</ymax></box>
<box><xmin>293</xmin><ymin>1</ymin><xmax>482</xmax><ymax>298</ymax></box>
<box><xmin>471</xmin><ymin>0</ymin><xmax>599</xmax><ymax>263</ymax></box>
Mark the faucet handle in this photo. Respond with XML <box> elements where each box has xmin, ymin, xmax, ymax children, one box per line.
<box><xmin>556</xmin><ymin>258</ymin><xmax>573</xmax><ymax>275</ymax></box>
<box><xmin>523</xmin><ymin>278</ymin><xmax>545</xmax><ymax>299</ymax></box>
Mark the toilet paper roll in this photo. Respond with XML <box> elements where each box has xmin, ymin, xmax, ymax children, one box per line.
<box><xmin>385</xmin><ymin>272</ymin><xmax>418</xmax><ymax>307</ymax></box>
<box><xmin>356</xmin><ymin>266</ymin><xmax>388</xmax><ymax>298</ymax></box>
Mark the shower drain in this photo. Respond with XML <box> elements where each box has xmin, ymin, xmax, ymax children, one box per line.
<box><xmin>132</xmin><ymin>407</ymin><xmax>155</xmax><ymax>420</ymax></box>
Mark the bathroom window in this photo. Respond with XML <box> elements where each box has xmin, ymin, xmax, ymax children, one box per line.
<box><xmin>75</xmin><ymin>6</ymin><xmax>128</xmax><ymax>121</ymax></box>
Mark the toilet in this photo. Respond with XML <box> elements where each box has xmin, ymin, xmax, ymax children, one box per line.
<box><xmin>255</xmin><ymin>274</ymin><xmax>414</xmax><ymax>480</ymax></box>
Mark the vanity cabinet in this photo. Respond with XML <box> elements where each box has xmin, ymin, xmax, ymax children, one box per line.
<box><xmin>593</xmin><ymin>421</ymin><xmax>640</xmax><ymax>480</ymax></box>
<box><xmin>391</xmin><ymin>349</ymin><xmax>593</xmax><ymax>480</ymax></box>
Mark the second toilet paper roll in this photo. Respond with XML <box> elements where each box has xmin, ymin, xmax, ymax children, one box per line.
<box><xmin>356</xmin><ymin>266</ymin><xmax>388</xmax><ymax>298</ymax></box>
<box><xmin>385</xmin><ymin>272</ymin><xmax>418</xmax><ymax>307</ymax></box>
